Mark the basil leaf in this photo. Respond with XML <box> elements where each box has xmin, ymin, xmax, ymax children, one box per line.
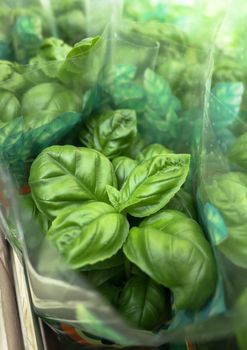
<box><xmin>0</xmin><ymin>60</ymin><xmax>26</xmax><ymax>92</ymax></box>
<box><xmin>21</xmin><ymin>82</ymin><xmax>81</xmax><ymax>122</ymax></box>
<box><xmin>112</xmin><ymin>156</ymin><xmax>138</xmax><ymax>189</ymax></box>
<box><xmin>26</xmin><ymin>38</ymin><xmax>71</xmax><ymax>81</ymax></box>
<box><xmin>126</xmin><ymin>133</ymin><xmax>145</xmax><ymax>159</ymax></box>
<box><xmin>47</xmin><ymin>201</ymin><xmax>129</xmax><ymax>269</ymax></box>
<box><xmin>85</xmin><ymin>265</ymin><xmax>124</xmax><ymax>288</ymax></box>
<box><xmin>79</xmin><ymin>110</ymin><xmax>137</xmax><ymax>159</ymax></box>
<box><xmin>117</xmin><ymin>154</ymin><xmax>190</xmax><ymax>217</ymax></box>
<box><xmin>205</xmin><ymin>172</ymin><xmax>247</xmax><ymax>268</ymax></box>
<box><xmin>99</xmin><ymin>282</ymin><xmax>121</xmax><ymax>306</ymax></box>
<box><xmin>123</xmin><ymin>210</ymin><xmax>217</xmax><ymax>310</ymax></box>
<box><xmin>12</xmin><ymin>15</ymin><xmax>43</xmax><ymax>62</ymax></box>
<box><xmin>56</xmin><ymin>10</ymin><xmax>86</xmax><ymax>45</ymax></box>
<box><xmin>29</xmin><ymin>146</ymin><xmax>117</xmax><ymax>219</ymax></box>
<box><xmin>136</xmin><ymin>143</ymin><xmax>173</xmax><ymax>162</ymax></box>
<box><xmin>229</xmin><ymin>132</ymin><xmax>247</xmax><ymax>169</ymax></box>
<box><xmin>0</xmin><ymin>90</ymin><xmax>21</xmax><ymax>123</ymax></box>
<box><xmin>59</xmin><ymin>36</ymin><xmax>100</xmax><ymax>82</ymax></box>
<box><xmin>119</xmin><ymin>275</ymin><xmax>168</xmax><ymax>330</ymax></box>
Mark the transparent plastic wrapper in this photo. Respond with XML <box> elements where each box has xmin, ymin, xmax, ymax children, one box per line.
<box><xmin>0</xmin><ymin>19</ymin><xmax>228</xmax><ymax>347</ymax></box>
<box><xmin>0</xmin><ymin>0</ymin><xmax>125</xmax><ymax>63</ymax></box>
<box><xmin>196</xmin><ymin>9</ymin><xmax>247</xmax><ymax>350</ymax></box>
<box><xmin>119</xmin><ymin>6</ymin><xmax>223</xmax><ymax>153</ymax></box>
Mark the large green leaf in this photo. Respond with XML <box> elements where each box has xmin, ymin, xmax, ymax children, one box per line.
<box><xmin>0</xmin><ymin>60</ymin><xmax>26</xmax><ymax>92</ymax></box>
<box><xmin>108</xmin><ymin>154</ymin><xmax>190</xmax><ymax>217</ymax></box>
<box><xmin>123</xmin><ymin>210</ymin><xmax>217</xmax><ymax>310</ymax></box>
<box><xmin>47</xmin><ymin>201</ymin><xmax>129</xmax><ymax>269</ymax></box>
<box><xmin>79</xmin><ymin>110</ymin><xmax>137</xmax><ymax>159</ymax></box>
<box><xmin>29</xmin><ymin>146</ymin><xmax>117</xmax><ymax>219</ymax></box>
<box><xmin>136</xmin><ymin>143</ymin><xmax>173</xmax><ymax>162</ymax></box>
<box><xmin>119</xmin><ymin>275</ymin><xmax>168</xmax><ymax>330</ymax></box>
<box><xmin>205</xmin><ymin>172</ymin><xmax>247</xmax><ymax>268</ymax></box>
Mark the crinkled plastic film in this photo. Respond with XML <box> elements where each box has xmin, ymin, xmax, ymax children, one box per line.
<box><xmin>196</xmin><ymin>7</ymin><xmax>247</xmax><ymax>350</ymax></box>
<box><xmin>0</xmin><ymin>5</ymin><xmax>231</xmax><ymax>348</ymax></box>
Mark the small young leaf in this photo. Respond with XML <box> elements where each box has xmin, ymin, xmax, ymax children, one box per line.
<box><xmin>98</xmin><ymin>282</ymin><xmax>121</xmax><ymax>306</ymax></box>
<box><xmin>136</xmin><ymin>143</ymin><xmax>173</xmax><ymax>162</ymax></box>
<box><xmin>79</xmin><ymin>109</ymin><xmax>137</xmax><ymax>159</ymax></box>
<box><xmin>118</xmin><ymin>154</ymin><xmax>190</xmax><ymax>217</ymax></box>
<box><xmin>106</xmin><ymin>185</ymin><xmax>121</xmax><ymax>210</ymax></box>
<box><xmin>112</xmin><ymin>156</ymin><xmax>138</xmax><ymax>189</ymax></box>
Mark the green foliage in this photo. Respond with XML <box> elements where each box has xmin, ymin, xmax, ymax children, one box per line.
<box><xmin>47</xmin><ymin>201</ymin><xmax>129</xmax><ymax>269</ymax></box>
<box><xmin>123</xmin><ymin>210</ymin><xmax>217</xmax><ymax>310</ymax></box>
<box><xmin>119</xmin><ymin>275</ymin><xmax>168</xmax><ymax>330</ymax></box>
<box><xmin>29</xmin><ymin>145</ymin><xmax>117</xmax><ymax>219</ymax></box>
<box><xmin>205</xmin><ymin>172</ymin><xmax>247</xmax><ymax>268</ymax></box>
<box><xmin>108</xmin><ymin>154</ymin><xmax>190</xmax><ymax>217</ymax></box>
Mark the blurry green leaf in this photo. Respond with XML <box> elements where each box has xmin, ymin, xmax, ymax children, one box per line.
<box><xmin>56</xmin><ymin>9</ymin><xmax>86</xmax><ymax>45</ymax></box>
<box><xmin>205</xmin><ymin>172</ymin><xmax>247</xmax><ymax>268</ymax></box>
<box><xmin>229</xmin><ymin>132</ymin><xmax>247</xmax><ymax>169</ymax></box>
<box><xmin>98</xmin><ymin>282</ymin><xmax>121</xmax><ymax>307</ymax></box>
<box><xmin>21</xmin><ymin>82</ymin><xmax>82</xmax><ymax>122</ymax></box>
<box><xmin>0</xmin><ymin>60</ymin><xmax>26</xmax><ymax>92</ymax></box>
<box><xmin>119</xmin><ymin>275</ymin><xmax>168</xmax><ymax>330</ymax></box>
<box><xmin>209</xmin><ymin>83</ymin><xmax>244</xmax><ymax>150</ymax></box>
<box><xmin>0</xmin><ymin>90</ymin><xmax>21</xmax><ymax>123</ymax></box>
<box><xmin>12</xmin><ymin>15</ymin><xmax>43</xmax><ymax>62</ymax></box>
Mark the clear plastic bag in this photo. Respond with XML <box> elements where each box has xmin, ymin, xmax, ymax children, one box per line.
<box><xmin>196</xmin><ymin>6</ymin><xmax>247</xmax><ymax>350</ymax></box>
<box><xmin>0</xmin><ymin>13</ymin><xmax>227</xmax><ymax>348</ymax></box>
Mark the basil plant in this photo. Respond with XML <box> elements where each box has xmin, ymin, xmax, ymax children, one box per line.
<box><xmin>27</xmin><ymin>108</ymin><xmax>216</xmax><ymax>331</ymax></box>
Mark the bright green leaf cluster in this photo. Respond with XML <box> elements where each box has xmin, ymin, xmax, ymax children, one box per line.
<box><xmin>28</xmin><ymin>108</ymin><xmax>216</xmax><ymax>331</ymax></box>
